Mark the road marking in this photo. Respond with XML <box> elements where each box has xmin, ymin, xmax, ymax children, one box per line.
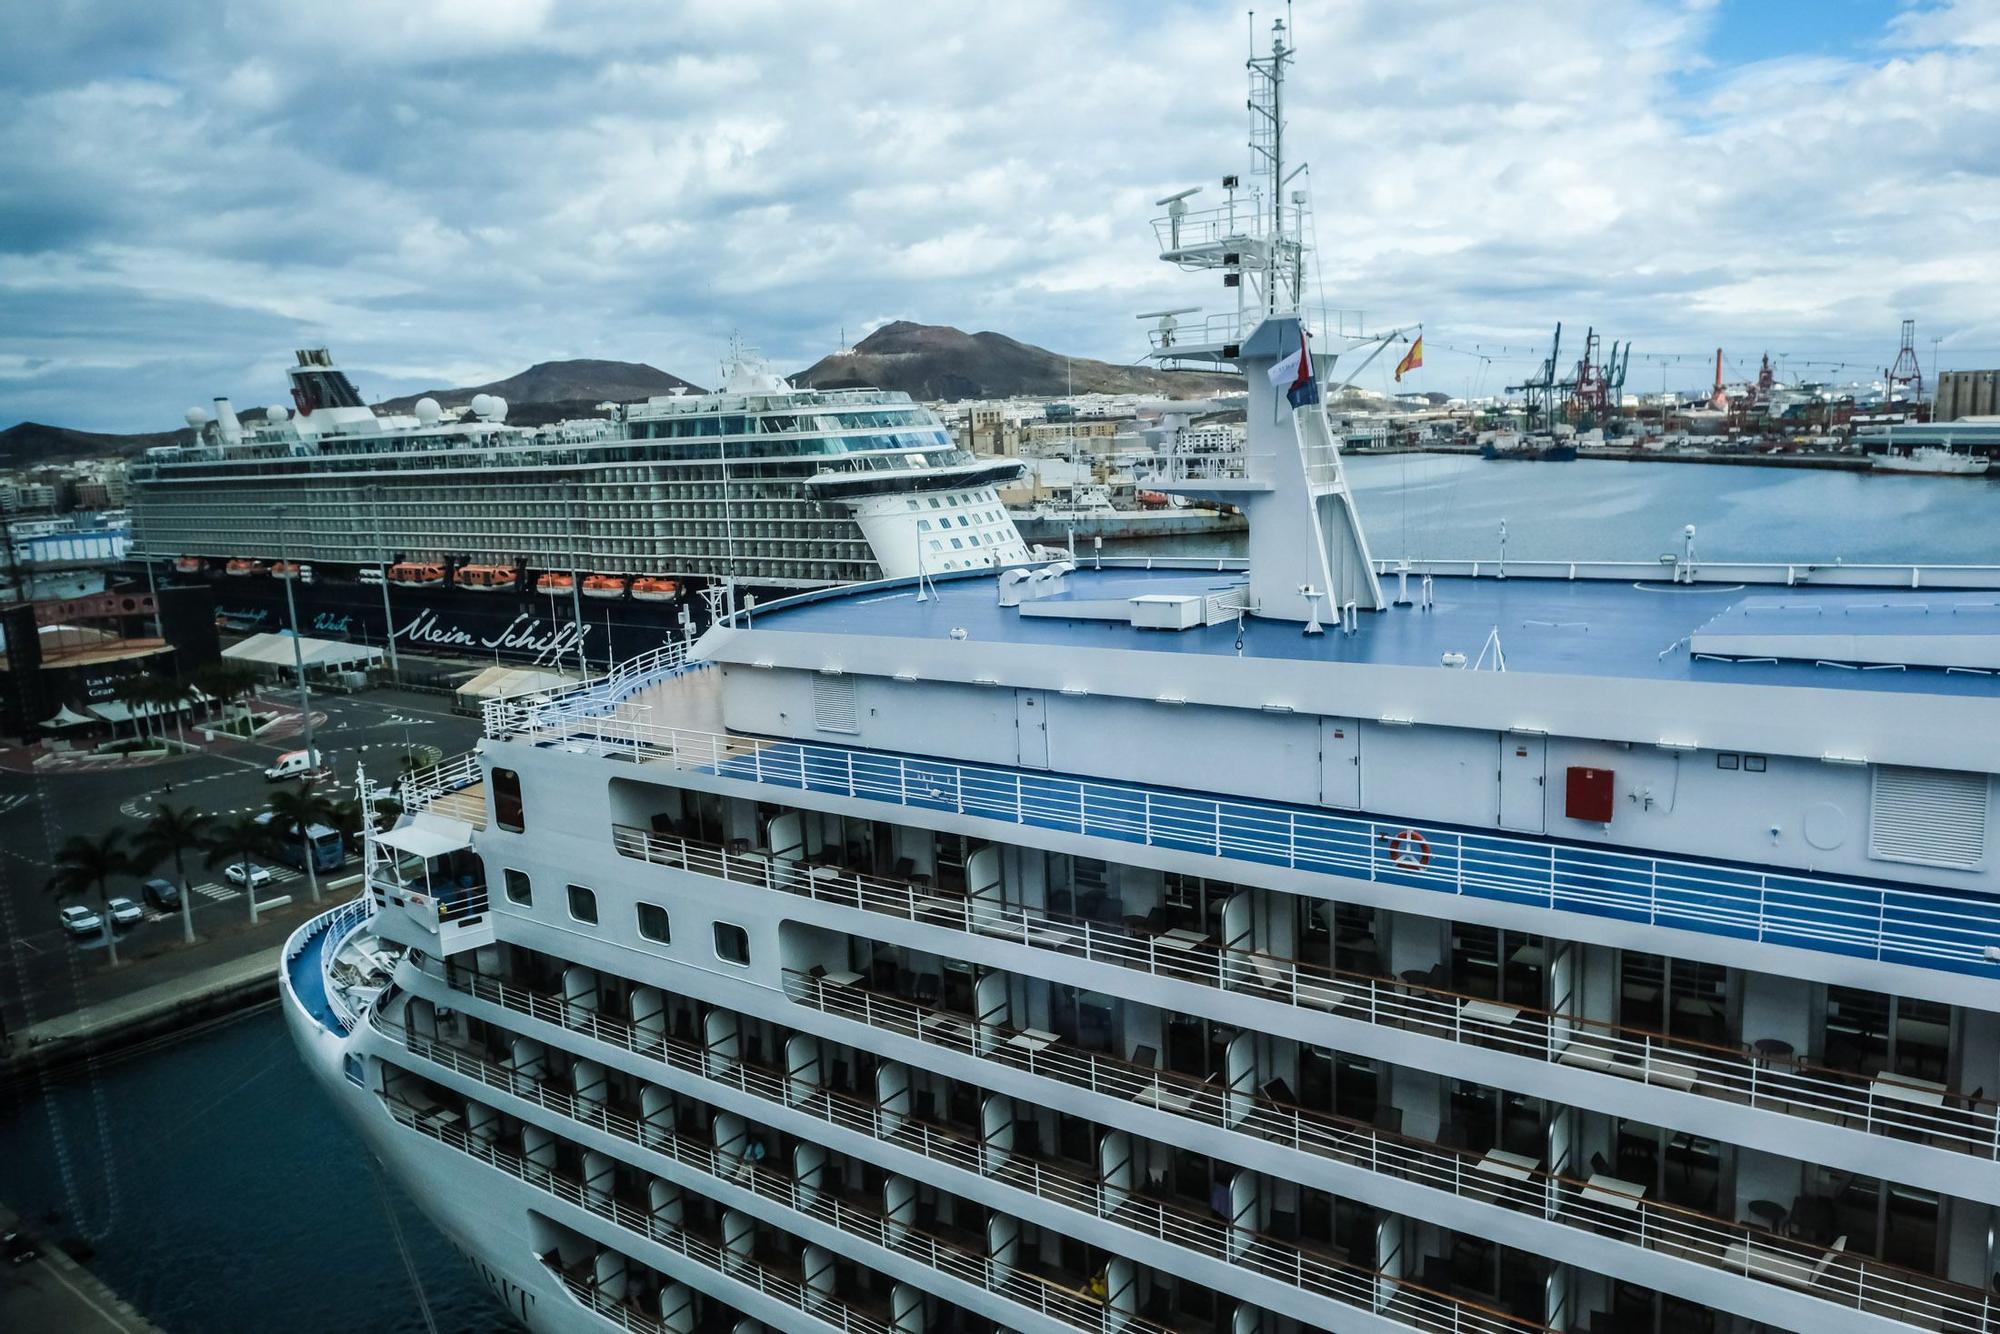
<box><xmin>0</xmin><ymin>791</ymin><xmax>29</xmax><ymax>813</ymax></box>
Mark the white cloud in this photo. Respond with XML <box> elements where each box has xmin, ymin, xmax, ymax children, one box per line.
<box><xmin>1</xmin><ymin>0</ymin><xmax>1998</xmax><ymax>429</ymax></box>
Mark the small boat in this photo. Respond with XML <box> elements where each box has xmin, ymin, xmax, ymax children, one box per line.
<box><xmin>271</xmin><ymin>560</ymin><xmax>303</xmax><ymax>579</ymax></box>
<box><xmin>1872</xmin><ymin>447</ymin><xmax>1989</xmax><ymax>476</ymax></box>
<box><xmin>1135</xmin><ymin>491</ymin><xmax>1170</xmax><ymax>509</ymax></box>
<box><xmin>455</xmin><ymin>563</ymin><xmax>519</xmax><ymax>592</ymax></box>
<box><xmin>388</xmin><ymin>561</ymin><xmax>446</xmax><ymax>587</ymax></box>
<box><xmin>225</xmin><ymin>558</ymin><xmax>268</xmax><ymax>576</ymax></box>
<box><xmin>629</xmin><ymin>576</ymin><xmax>678</xmax><ymax>603</ymax></box>
<box><xmin>535</xmin><ymin>572</ymin><xmax>576</xmax><ymax>595</ymax></box>
<box><xmin>174</xmin><ymin>555</ymin><xmax>203</xmax><ymax>574</ymax></box>
<box><xmin>582</xmin><ymin>574</ymin><xmax>627</xmax><ymax>600</ymax></box>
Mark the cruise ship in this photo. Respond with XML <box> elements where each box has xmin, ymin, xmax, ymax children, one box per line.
<box><xmin>130</xmin><ymin>347</ymin><xmax>1030</xmax><ymax>665</ymax></box>
<box><xmin>284</xmin><ymin>23</ymin><xmax>2000</xmax><ymax>1334</ymax></box>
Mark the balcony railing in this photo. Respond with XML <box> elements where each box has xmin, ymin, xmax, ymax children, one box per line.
<box><xmin>384</xmin><ymin>1095</ymin><xmax>895</xmax><ymax>1334</ymax></box>
<box><xmin>778</xmin><ymin>968</ymin><xmax>1996</xmax><ymax>1333</ymax></box>
<box><xmin>611</xmin><ymin>822</ymin><xmax>2000</xmax><ymax>1159</ymax></box>
<box><xmin>382</xmin><ymin>1056</ymin><xmax>1184</xmax><ymax>1334</ymax></box>
<box><xmin>479</xmin><ymin>706</ymin><xmax>2000</xmax><ymax>979</ymax></box>
<box><xmin>315</xmin><ymin>896</ymin><xmax>376</xmax><ymax>1033</ymax></box>
<box><xmin>407</xmin><ymin>958</ymin><xmax>1541</xmax><ymax>1334</ymax></box>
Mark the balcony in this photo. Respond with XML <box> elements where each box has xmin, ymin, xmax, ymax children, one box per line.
<box><xmin>777</xmin><ymin>968</ymin><xmax>1995</xmax><ymax>1332</ymax></box>
<box><xmin>381</xmin><ymin>1046</ymin><xmax>1193</xmax><ymax>1334</ymax></box>
<box><xmin>405</xmin><ymin>959</ymin><xmax>1544</xmax><ymax>1334</ymax></box>
<box><xmin>610</xmin><ymin>823</ymin><xmax>2000</xmax><ymax>1163</ymax></box>
<box><xmin>483</xmin><ymin>707</ymin><xmax>2000</xmax><ymax>981</ymax></box>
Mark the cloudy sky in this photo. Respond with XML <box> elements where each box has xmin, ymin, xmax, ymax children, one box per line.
<box><xmin>2</xmin><ymin>0</ymin><xmax>1997</xmax><ymax>431</ymax></box>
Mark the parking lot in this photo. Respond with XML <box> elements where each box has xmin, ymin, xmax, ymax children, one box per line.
<box><xmin>0</xmin><ymin>686</ymin><xmax>484</xmax><ymax>1036</ymax></box>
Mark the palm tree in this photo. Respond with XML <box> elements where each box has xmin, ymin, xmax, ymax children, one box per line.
<box><xmin>266</xmin><ymin>782</ymin><xmax>333</xmax><ymax>903</ymax></box>
<box><xmin>148</xmin><ymin>676</ymin><xmax>193</xmax><ymax>749</ymax></box>
<box><xmin>48</xmin><ymin>831</ymin><xmax>137</xmax><ymax>966</ymax></box>
<box><xmin>194</xmin><ymin>660</ymin><xmax>260</xmax><ymax>733</ymax></box>
<box><xmin>133</xmin><ymin>803</ymin><xmax>211</xmax><ymax>945</ymax></box>
<box><xmin>109</xmin><ymin>675</ymin><xmax>153</xmax><ymax>742</ymax></box>
<box><xmin>326</xmin><ymin>796</ymin><xmax>370</xmax><ymax>859</ymax></box>
<box><xmin>205</xmin><ymin>815</ymin><xmax>278</xmax><ymax>925</ymax></box>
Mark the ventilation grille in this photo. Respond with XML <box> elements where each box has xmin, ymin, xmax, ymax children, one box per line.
<box><xmin>811</xmin><ymin>674</ymin><xmax>858</xmax><ymax>734</ymax></box>
<box><xmin>1870</xmin><ymin>765</ymin><xmax>1989</xmax><ymax>870</ymax></box>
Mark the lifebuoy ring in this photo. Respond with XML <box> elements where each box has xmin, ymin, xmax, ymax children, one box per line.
<box><xmin>1387</xmin><ymin>828</ymin><xmax>1431</xmax><ymax>869</ymax></box>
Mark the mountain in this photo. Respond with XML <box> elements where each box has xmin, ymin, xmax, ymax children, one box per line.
<box><xmin>0</xmin><ymin>421</ymin><xmax>189</xmax><ymax>468</ymax></box>
<box><xmin>795</xmin><ymin>322</ymin><xmax>1237</xmax><ymax>401</ymax></box>
<box><xmin>378</xmin><ymin>358</ymin><xmax>706</xmax><ymax>426</ymax></box>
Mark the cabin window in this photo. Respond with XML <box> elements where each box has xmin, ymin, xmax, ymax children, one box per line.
<box><xmin>567</xmin><ymin>883</ymin><xmax>598</xmax><ymax>925</ymax></box>
<box><xmin>503</xmin><ymin>868</ymin><xmax>532</xmax><ymax>906</ymax></box>
<box><xmin>637</xmin><ymin>902</ymin><xmax>671</xmax><ymax>943</ymax></box>
<box><xmin>714</xmin><ymin>921</ymin><xmax>750</xmax><ymax>966</ymax></box>
<box><xmin>492</xmin><ymin>766</ymin><xmax>524</xmax><ymax>832</ymax></box>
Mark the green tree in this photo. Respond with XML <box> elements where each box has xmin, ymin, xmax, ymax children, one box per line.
<box><xmin>204</xmin><ymin>815</ymin><xmax>279</xmax><ymax>925</ymax></box>
<box><xmin>133</xmin><ymin>803</ymin><xmax>211</xmax><ymax>945</ymax></box>
<box><xmin>48</xmin><ymin>830</ymin><xmax>137</xmax><ymax>966</ymax></box>
<box><xmin>266</xmin><ymin>781</ymin><xmax>333</xmax><ymax>903</ymax></box>
<box><xmin>148</xmin><ymin>676</ymin><xmax>193</xmax><ymax>749</ymax></box>
<box><xmin>326</xmin><ymin>797</ymin><xmax>370</xmax><ymax>858</ymax></box>
<box><xmin>109</xmin><ymin>675</ymin><xmax>153</xmax><ymax>742</ymax></box>
<box><xmin>194</xmin><ymin>660</ymin><xmax>261</xmax><ymax>732</ymax></box>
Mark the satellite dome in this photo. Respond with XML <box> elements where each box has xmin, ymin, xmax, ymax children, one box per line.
<box><xmin>266</xmin><ymin>403</ymin><xmax>290</xmax><ymax>424</ymax></box>
<box><xmin>413</xmin><ymin>396</ymin><xmax>442</xmax><ymax>425</ymax></box>
<box><xmin>184</xmin><ymin>406</ymin><xmax>213</xmax><ymax>428</ymax></box>
<box><xmin>470</xmin><ymin>393</ymin><xmax>498</xmax><ymax>420</ymax></box>
<box><xmin>489</xmin><ymin>395</ymin><xmax>508</xmax><ymax>422</ymax></box>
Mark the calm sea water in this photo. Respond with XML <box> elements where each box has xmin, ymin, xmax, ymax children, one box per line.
<box><xmin>2</xmin><ymin>459</ymin><xmax>1995</xmax><ymax>1331</ymax></box>
<box><xmin>0</xmin><ymin>1009</ymin><xmax>517</xmax><ymax>1334</ymax></box>
<box><xmin>1128</xmin><ymin>454</ymin><xmax>2000</xmax><ymax>565</ymax></box>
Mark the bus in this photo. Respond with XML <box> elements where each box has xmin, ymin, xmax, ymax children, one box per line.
<box><xmin>256</xmin><ymin>813</ymin><xmax>347</xmax><ymax>873</ymax></box>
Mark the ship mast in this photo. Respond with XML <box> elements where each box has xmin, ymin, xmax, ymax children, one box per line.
<box><xmin>1137</xmin><ymin>17</ymin><xmax>1388</xmax><ymax>624</ymax></box>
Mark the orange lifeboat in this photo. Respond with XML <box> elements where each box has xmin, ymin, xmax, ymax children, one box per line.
<box><xmin>1136</xmin><ymin>490</ymin><xmax>1169</xmax><ymax>509</ymax></box>
<box><xmin>629</xmin><ymin>577</ymin><xmax>678</xmax><ymax>603</ymax></box>
<box><xmin>225</xmin><ymin>558</ymin><xmax>267</xmax><ymax>577</ymax></box>
<box><xmin>174</xmin><ymin>555</ymin><xmax>203</xmax><ymax>574</ymax></box>
<box><xmin>535</xmin><ymin>571</ymin><xmax>576</xmax><ymax>595</ymax></box>
<box><xmin>581</xmin><ymin>574</ymin><xmax>626</xmax><ymax>600</ymax></box>
<box><xmin>454</xmin><ymin>563</ymin><xmax>518</xmax><ymax>592</ymax></box>
<box><xmin>271</xmin><ymin>560</ymin><xmax>303</xmax><ymax>579</ymax></box>
<box><xmin>388</xmin><ymin>561</ymin><xmax>446</xmax><ymax>587</ymax></box>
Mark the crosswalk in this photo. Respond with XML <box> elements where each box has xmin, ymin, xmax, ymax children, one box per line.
<box><xmin>141</xmin><ymin>864</ymin><xmax>304</xmax><ymax>920</ymax></box>
<box><xmin>0</xmin><ymin>792</ymin><xmax>30</xmax><ymax>814</ymax></box>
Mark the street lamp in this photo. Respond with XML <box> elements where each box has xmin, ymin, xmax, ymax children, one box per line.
<box><xmin>273</xmin><ymin>502</ymin><xmax>318</xmax><ymax>761</ymax></box>
<box><xmin>368</xmin><ymin>484</ymin><xmax>400</xmax><ymax>678</ymax></box>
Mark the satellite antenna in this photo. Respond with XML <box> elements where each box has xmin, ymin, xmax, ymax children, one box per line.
<box><xmin>1136</xmin><ymin>307</ymin><xmax>1202</xmax><ymax>350</ymax></box>
<box><xmin>1155</xmin><ymin>187</ymin><xmax>1202</xmax><ymax>248</ymax></box>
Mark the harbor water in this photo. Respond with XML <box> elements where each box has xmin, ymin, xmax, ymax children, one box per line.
<box><xmin>1</xmin><ymin>456</ymin><xmax>1996</xmax><ymax>1332</ymax></box>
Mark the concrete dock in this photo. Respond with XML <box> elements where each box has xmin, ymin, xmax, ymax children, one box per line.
<box><xmin>0</xmin><ymin>1205</ymin><xmax>164</xmax><ymax>1334</ymax></box>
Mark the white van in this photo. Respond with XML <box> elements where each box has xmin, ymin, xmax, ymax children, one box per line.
<box><xmin>264</xmin><ymin>748</ymin><xmax>329</xmax><ymax>781</ymax></box>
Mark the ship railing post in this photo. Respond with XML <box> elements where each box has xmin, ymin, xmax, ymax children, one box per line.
<box><xmin>898</xmin><ymin>757</ymin><xmax>909</xmax><ymax>805</ymax></box>
<box><xmin>845</xmin><ymin>751</ymin><xmax>855</xmax><ymax>796</ymax></box>
<box><xmin>1142</xmin><ymin>791</ymin><xmax>1152</xmax><ymax>844</ymax></box>
<box><xmin>1014</xmin><ymin>771</ymin><xmax>1024</xmax><ymax>824</ymax></box>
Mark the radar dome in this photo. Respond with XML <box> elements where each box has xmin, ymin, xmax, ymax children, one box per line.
<box><xmin>469</xmin><ymin>393</ymin><xmax>498</xmax><ymax>420</ymax></box>
<box><xmin>413</xmin><ymin>396</ymin><xmax>442</xmax><ymax>425</ymax></box>
<box><xmin>489</xmin><ymin>395</ymin><xmax>508</xmax><ymax>422</ymax></box>
<box><xmin>184</xmin><ymin>406</ymin><xmax>213</xmax><ymax>428</ymax></box>
<box><xmin>266</xmin><ymin>403</ymin><xmax>290</xmax><ymax>424</ymax></box>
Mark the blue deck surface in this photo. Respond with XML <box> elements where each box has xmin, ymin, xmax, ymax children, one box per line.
<box><xmin>287</xmin><ymin>911</ymin><xmax>345</xmax><ymax>1033</ymax></box>
<box><xmin>750</xmin><ymin>569</ymin><xmax>2000</xmax><ymax>698</ymax></box>
<box><xmin>1695</xmin><ymin>593</ymin><xmax>2000</xmax><ymax>639</ymax></box>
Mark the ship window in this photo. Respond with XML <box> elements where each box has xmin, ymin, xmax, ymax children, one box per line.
<box><xmin>493</xmin><ymin>767</ymin><xmax>524</xmax><ymax>831</ymax></box>
<box><xmin>637</xmin><ymin>902</ymin><xmax>671</xmax><ymax>943</ymax></box>
<box><xmin>714</xmin><ymin>921</ymin><xmax>750</xmax><ymax>965</ymax></box>
<box><xmin>567</xmin><ymin>883</ymin><xmax>599</xmax><ymax>925</ymax></box>
<box><xmin>503</xmin><ymin>868</ymin><xmax>532</xmax><ymax>906</ymax></box>
<box><xmin>918</xmin><ymin>519</ymin><xmax>931</xmax><ymax>531</ymax></box>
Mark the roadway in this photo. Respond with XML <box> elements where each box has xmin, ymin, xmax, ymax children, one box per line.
<box><xmin>0</xmin><ymin>687</ymin><xmax>484</xmax><ymax>1041</ymax></box>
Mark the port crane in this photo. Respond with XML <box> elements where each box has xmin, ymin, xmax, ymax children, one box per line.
<box><xmin>1508</xmin><ymin>324</ymin><xmax>1564</xmax><ymax>429</ymax></box>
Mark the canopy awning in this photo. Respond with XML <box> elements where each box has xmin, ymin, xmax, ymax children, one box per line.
<box><xmin>455</xmin><ymin>664</ymin><xmax>577</xmax><ymax>702</ymax></box>
<box><xmin>376</xmin><ymin>813</ymin><xmax>475</xmax><ymax>858</ymax></box>
<box><xmin>43</xmin><ymin>704</ymin><xmax>97</xmax><ymax>728</ymax></box>
<box><xmin>225</xmin><ymin>632</ymin><xmax>383</xmax><ymax>671</ymax></box>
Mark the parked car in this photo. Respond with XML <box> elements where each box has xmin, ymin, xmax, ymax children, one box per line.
<box><xmin>223</xmin><ymin>862</ymin><xmax>273</xmax><ymax>889</ymax></box>
<box><xmin>142</xmin><ymin>877</ymin><xmax>182</xmax><ymax>909</ymax></box>
<box><xmin>4</xmin><ymin>1227</ymin><xmax>37</xmax><ymax>1265</ymax></box>
<box><xmin>105</xmin><ymin>896</ymin><xmax>144</xmax><ymax>928</ymax></box>
<box><xmin>59</xmin><ymin>904</ymin><xmax>103</xmax><ymax>937</ymax></box>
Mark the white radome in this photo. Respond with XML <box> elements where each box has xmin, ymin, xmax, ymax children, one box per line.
<box><xmin>184</xmin><ymin>406</ymin><xmax>212</xmax><ymax>427</ymax></box>
<box><xmin>414</xmin><ymin>397</ymin><xmax>442</xmax><ymax>426</ymax></box>
<box><xmin>267</xmin><ymin>403</ymin><xmax>290</xmax><ymax>423</ymax></box>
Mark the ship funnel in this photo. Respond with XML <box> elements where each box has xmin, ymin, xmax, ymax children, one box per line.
<box><xmin>214</xmin><ymin>396</ymin><xmax>244</xmax><ymax>445</ymax></box>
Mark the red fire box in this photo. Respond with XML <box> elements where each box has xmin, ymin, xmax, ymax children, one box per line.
<box><xmin>1565</xmin><ymin>766</ymin><xmax>1615</xmax><ymax>823</ymax></box>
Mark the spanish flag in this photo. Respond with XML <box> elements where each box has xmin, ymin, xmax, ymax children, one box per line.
<box><xmin>1394</xmin><ymin>335</ymin><xmax>1424</xmax><ymax>382</ymax></box>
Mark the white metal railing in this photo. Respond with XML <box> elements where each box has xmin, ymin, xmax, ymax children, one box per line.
<box><xmin>383</xmin><ymin>985</ymin><xmax>1540</xmax><ymax>1334</ymax></box>
<box><xmin>482</xmin><ymin>710</ymin><xmax>2000</xmax><ymax>977</ymax></box>
<box><xmin>609</xmin><ymin>824</ymin><xmax>2000</xmax><ymax>1159</ymax></box>
<box><xmin>772</xmin><ymin>969</ymin><xmax>1996</xmax><ymax>1332</ymax></box>
<box><xmin>1369</xmin><ymin>557</ymin><xmax>2000</xmax><ymax>591</ymax></box>
<box><xmin>396</xmin><ymin>749</ymin><xmax>483</xmax><ymax>816</ymax></box>
<box><xmin>315</xmin><ymin>896</ymin><xmax>375</xmax><ymax>1033</ymax></box>
<box><xmin>385</xmin><ymin>1095</ymin><xmax>897</xmax><ymax>1334</ymax></box>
